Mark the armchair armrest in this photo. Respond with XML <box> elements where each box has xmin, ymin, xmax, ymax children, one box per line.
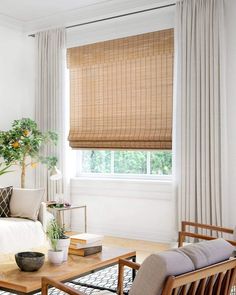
<box><xmin>117</xmin><ymin>259</ymin><xmax>140</xmax><ymax>295</ymax></box>
<box><xmin>178</xmin><ymin>221</ymin><xmax>235</xmax><ymax>247</ymax></box>
<box><xmin>42</xmin><ymin>277</ymin><xmax>86</xmax><ymax>295</ymax></box>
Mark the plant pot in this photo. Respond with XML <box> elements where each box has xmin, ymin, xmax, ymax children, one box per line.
<box><xmin>48</xmin><ymin>249</ymin><xmax>64</xmax><ymax>264</ymax></box>
<box><xmin>57</xmin><ymin>237</ymin><xmax>70</xmax><ymax>261</ymax></box>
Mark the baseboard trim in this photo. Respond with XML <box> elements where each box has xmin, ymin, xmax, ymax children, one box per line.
<box><xmin>71</xmin><ymin>225</ymin><xmax>177</xmax><ymax>243</ymax></box>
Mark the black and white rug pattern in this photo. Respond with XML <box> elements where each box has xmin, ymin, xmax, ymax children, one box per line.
<box><xmin>0</xmin><ymin>265</ymin><xmax>132</xmax><ymax>295</ymax></box>
<box><xmin>1</xmin><ymin>266</ymin><xmax>236</xmax><ymax>295</ymax></box>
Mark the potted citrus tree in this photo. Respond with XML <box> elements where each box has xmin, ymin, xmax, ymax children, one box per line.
<box><xmin>46</xmin><ymin>219</ymin><xmax>70</xmax><ymax>264</ymax></box>
<box><xmin>0</xmin><ymin>118</ymin><xmax>58</xmax><ymax>188</ymax></box>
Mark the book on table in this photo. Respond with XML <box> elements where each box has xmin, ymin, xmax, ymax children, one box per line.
<box><xmin>70</xmin><ymin>233</ymin><xmax>104</xmax><ymax>244</ymax></box>
<box><xmin>70</xmin><ymin>240</ymin><xmax>102</xmax><ymax>250</ymax></box>
<box><xmin>69</xmin><ymin>245</ymin><xmax>103</xmax><ymax>256</ymax></box>
<box><xmin>69</xmin><ymin>233</ymin><xmax>103</xmax><ymax>256</ymax></box>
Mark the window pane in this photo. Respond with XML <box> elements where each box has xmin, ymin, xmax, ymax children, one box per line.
<box><xmin>114</xmin><ymin>151</ymin><xmax>147</xmax><ymax>174</ymax></box>
<box><xmin>150</xmin><ymin>151</ymin><xmax>172</xmax><ymax>175</ymax></box>
<box><xmin>82</xmin><ymin>150</ymin><xmax>111</xmax><ymax>173</ymax></box>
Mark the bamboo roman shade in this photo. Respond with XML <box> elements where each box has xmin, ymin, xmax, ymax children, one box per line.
<box><xmin>67</xmin><ymin>29</ymin><xmax>174</xmax><ymax>149</ymax></box>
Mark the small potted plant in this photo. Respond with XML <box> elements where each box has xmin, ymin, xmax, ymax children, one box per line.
<box><xmin>46</xmin><ymin>220</ymin><xmax>70</xmax><ymax>264</ymax></box>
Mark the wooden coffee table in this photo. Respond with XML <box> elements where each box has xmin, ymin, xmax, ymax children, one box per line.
<box><xmin>0</xmin><ymin>247</ymin><xmax>136</xmax><ymax>295</ymax></box>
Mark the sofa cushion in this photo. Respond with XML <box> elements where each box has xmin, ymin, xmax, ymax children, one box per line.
<box><xmin>129</xmin><ymin>250</ymin><xmax>195</xmax><ymax>295</ymax></box>
<box><xmin>10</xmin><ymin>188</ymin><xmax>44</xmax><ymax>221</ymax></box>
<box><xmin>179</xmin><ymin>238</ymin><xmax>234</xmax><ymax>269</ymax></box>
<box><xmin>0</xmin><ymin>217</ymin><xmax>46</xmax><ymax>253</ymax></box>
<box><xmin>0</xmin><ymin>186</ymin><xmax>13</xmax><ymax>217</ymax></box>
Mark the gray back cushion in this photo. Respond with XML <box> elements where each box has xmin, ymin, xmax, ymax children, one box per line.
<box><xmin>129</xmin><ymin>250</ymin><xmax>195</xmax><ymax>295</ymax></box>
<box><xmin>179</xmin><ymin>238</ymin><xmax>234</xmax><ymax>269</ymax></box>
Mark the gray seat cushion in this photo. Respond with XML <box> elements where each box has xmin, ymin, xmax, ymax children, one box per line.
<box><xmin>129</xmin><ymin>250</ymin><xmax>195</xmax><ymax>295</ymax></box>
<box><xmin>179</xmin><ymin>238</ymin><xmax>234</xmax><ymax>269</ymax></box>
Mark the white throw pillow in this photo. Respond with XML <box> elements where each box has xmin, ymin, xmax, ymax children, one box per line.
<box><xmin>10</xmin><ymin>188</ymin><xmax>45</xmax><ymax>221</ymax></box>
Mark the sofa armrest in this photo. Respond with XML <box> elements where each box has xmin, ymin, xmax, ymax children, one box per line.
<box><xmin>38</xmin><ymin>202</ymin><xmax>54</xmax><ymax>231</ymax></box>
<box><xmin>38</xmin><ymin>202</ymin><xmax>47</xmax><ymax>231</ymax></box>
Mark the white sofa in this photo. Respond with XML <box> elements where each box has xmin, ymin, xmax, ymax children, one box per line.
<box><xmin>0</xmin><ymin>189</ymin><xmax>50</xmax><ymax>255</ymax></box>
<box><xmin>0</xmin><ymin>200</ymin><xmax>49</xmax><ymax>254</ymax></box>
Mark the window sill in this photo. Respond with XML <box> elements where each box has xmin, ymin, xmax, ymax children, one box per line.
<box><xmin>73</xmin><ymin>174</ymin><xmax>172</xmax><ymax>183</ymax></box>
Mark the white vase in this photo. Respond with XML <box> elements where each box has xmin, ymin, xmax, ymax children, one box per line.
<box><xmin>57</xmin><ymin>238</ymin><xmax>70</xmax><ymax>261</ymax></box>
<box><xmin>48</xmin><ymin>249</ymin><xmax>64</xmax><ymax>264</ymax></box>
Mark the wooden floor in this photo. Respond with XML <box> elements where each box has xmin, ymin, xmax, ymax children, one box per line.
<box><xmin>103</xmin><ymin>236</ymin><xmax>171</xmax><ymax>263</ymax></box>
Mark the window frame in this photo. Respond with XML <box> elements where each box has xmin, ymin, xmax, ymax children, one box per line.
<box><xmin>75</xmin><ymin>150</ymin><xmax>172</xmax><ymax>181</ymax></box>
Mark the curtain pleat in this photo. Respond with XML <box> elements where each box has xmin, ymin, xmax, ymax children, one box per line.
<box><xmin>174</xmin><ymin>0</ymin><xmax>227</xmax><ymax>229</ymax></box>
<box><xmin>35</xmin><ymin>28</ymin><xmax>66</xmax><ymax>201</ymax></box>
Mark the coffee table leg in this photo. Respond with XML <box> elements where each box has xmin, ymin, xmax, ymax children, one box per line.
<box><xmin>84</xmin><ymin>206</ymin><xmax>87</xmax><ymax>233</ymax></box>
<box><xmin>132</xmin><ymin>256</ymin><xmax>136</xmax><ymax>281</ymax></box>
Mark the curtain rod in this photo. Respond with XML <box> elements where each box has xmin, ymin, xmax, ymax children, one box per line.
<box><xmin>28</xmin><ymin>2</ymin><xmax>176</xmax><ymax>37</ymax></box>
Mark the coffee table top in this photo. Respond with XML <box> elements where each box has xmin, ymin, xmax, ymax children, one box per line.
<box><xmin>0</xmin><ymin>247</ymin><xmax>136</xmax><ymax>294</ymax></box>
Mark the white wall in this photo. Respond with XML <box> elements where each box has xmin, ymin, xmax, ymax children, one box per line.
<box><xmin>225</xmin><ymin>0</ymin><xmax>236</xmax><ymax>227</ymax></box>
<box><xmin>69</xmin><ymin>6</ymin><xmax>176</xmax><ymax>243</ymax></box>
<box><xmin>0</xmin><ymin>25</ymin><xmax>35</xmax><ymax>188</ymax></box>
<box><xmin>71</xmin><ymin>178</ymin><xmax>175</xmax><ymax>243</ymax></box>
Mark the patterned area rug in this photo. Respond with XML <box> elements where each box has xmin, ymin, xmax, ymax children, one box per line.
<box><xmin>0</xmin><ymin>265</ymin><xmax>132</xmax><ymax>295</ymax></box>
<box><xmin>1</xmin><ymin>266</ymin><xmax>235</xmax><ymax>295</ymax></box>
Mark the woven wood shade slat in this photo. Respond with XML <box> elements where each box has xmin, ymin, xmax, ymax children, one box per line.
<box><xmin>67</xmin><ymin>29</ymin><xmax>174</xmax><ymax>149</ymax></box>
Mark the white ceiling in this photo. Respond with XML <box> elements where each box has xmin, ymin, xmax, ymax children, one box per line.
<box><xmin>0</xmin><ymin>0</ymin><xmax>174</xmax><ymax>33</ymax></box>
<box><xmin>0</xmin><ymin>0</ymin><xmax>111</xmax><ymax>22</ymax></box>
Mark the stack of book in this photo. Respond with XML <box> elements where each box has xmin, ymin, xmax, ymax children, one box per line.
<box><xmin>69</xmin><ymin>233</ymin><xmax>104</xmax><ymax>256</ymax></box>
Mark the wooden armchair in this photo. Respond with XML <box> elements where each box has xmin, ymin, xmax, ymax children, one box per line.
<box><xmin>178</xmin><ymin>221</ymin><xmax>236</xmax><ymax>247</ymax></box>
<box><xmin>42</xmin><ymin>239</ymin><xmax>236</xmax><ymax>295</ymax></box>
<box><xmin>42</xmin><ymin>258</ymin><xmax>236</xmax><ymax>295</ymax></box>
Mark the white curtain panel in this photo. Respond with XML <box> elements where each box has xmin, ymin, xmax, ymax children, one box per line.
<box><xmin>174</xmin><ymin>0</ymin><xmax>227</xmax><ymax>228</ymax></box>
<box><xmin>35</xmin><ymin>28</ymin><xmax>67</xmax><ymax>201</ymax></box>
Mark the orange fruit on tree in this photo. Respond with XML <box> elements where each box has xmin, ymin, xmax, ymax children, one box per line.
<box><xmin>23</xmin><ymin>129</ymin><xmax>30</xmax><ymax>137</ymax></box>
<box><xmin>12</xmin><ymin>141</ymin><xmax>20</xmax><ymax>148</ymax></box>
<box><xmin>31</xmin><ymin>162</ymin><xmax>37</xmax><ymax>168</ymax></box>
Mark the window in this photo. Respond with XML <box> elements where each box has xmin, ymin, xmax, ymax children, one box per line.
<box><xmin>76</xmin><ymin>150</ymin><xmax>172</xmax><ymax>177</ymax></box>
<box><xmin>68</xmin><ymin>30</ymin><xmax>174</xmax><ymax>179</ymax></box>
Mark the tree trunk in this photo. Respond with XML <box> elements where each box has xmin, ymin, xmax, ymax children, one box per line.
<box><xmin>21</xmin><ymin>158</ymin><xmax>26</xmax><ymax>188</ymax></box>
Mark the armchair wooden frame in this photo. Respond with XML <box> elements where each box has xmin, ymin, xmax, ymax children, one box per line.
<box><xmin>178</xmin><ymin>221</ymin><xmax>236</xmax><ymax>247</ymax></box>
<box><xmin>41</xmin><ymin>259</ymin><xmax>141</xmax><ymax>295</ymax></box>
<box><xmin>161</xmin><ymin>258</ymin><xmax>236</xmax><ymax>295</ymax></box>
<box><xmin>42</xmin><ymin>258</ymin><xmax>236</xmax><ymax>295</ymax></box>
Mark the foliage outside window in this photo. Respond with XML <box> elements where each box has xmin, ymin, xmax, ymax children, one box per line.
<box><xmin>78</xmin><ymin>150</ymin><xmax>172</xmax><ymax>177</ymax></box>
